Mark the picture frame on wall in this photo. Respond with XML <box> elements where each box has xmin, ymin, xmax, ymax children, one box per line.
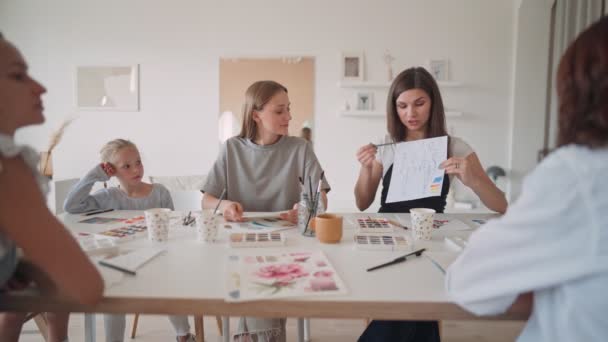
<box><xmin>428</xmin><ymin>59</ymin><xmax>449</xmax><ymax>81</ymax></box>
<box><xmin>75</xmin><ymin>64</ymin><xmax>140</xmax><ymax>111</ymax></box>
<box><xmin>341</xmin><ymin>52</ymin><xmax>364</xmax><ymax>82</ymax></box>
<box><xmin>356</xmin><ymin>92</ymin><xmax>373</xmax><ymax>111</ymax></box>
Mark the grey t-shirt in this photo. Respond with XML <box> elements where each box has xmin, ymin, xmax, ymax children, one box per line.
<box><xmin>203</xmin><ymin>136</ymin><xmax>330</xmax><ymax>212</ymax></box>
<box><xmin>63</xmin><ymin>165</ymin><xmax>174</xmax><ymax>213</ymax></box>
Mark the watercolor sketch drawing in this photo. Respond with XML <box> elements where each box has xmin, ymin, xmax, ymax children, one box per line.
<box><xmin>225</xmin><ymin>251</ymin><xmax>347</xmax><ymax>302</ymax></box>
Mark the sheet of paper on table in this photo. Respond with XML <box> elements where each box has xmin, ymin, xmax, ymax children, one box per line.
<box><xmin>225</xmin><ymin>250</ymin><xmax>348</xmax><ymax>302</ymax></box>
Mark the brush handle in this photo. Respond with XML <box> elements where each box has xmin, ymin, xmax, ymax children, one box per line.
<box><xmin>373</xmin><ymin>142</ymin><xmax>396</xmax><ymax>148</ymax></box>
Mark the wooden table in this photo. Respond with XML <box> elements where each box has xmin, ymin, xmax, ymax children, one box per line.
<box><xmin>0</xmin><ymin>211</ymin><xmax>527</xmax><ymax>341</ymax></box>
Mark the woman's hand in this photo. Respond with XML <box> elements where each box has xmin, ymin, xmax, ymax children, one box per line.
<box><xmin>223</xmin><ymin>201</ymin><xmax>244</xmax><ymax>222</ymax></box>
<box><xmin>101</xmin><ymin>163</ymin><xmax>116</xmax><ymax>177</ymax></box>
<box><xmin>356</xmin><ymin>144</ymin><xmax>378</xmax><ymax>169</ymax></box>
<box><xmin>279</xmin><ymin>203</ymin><xmax>299</xmax><ymax>224</ymax></box>
<box><xmin>440</xmin><ymin>157</ymin><xmax>479</xmax><ymax>188</ymax></box>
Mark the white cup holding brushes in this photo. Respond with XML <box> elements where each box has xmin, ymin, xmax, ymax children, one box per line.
<box><xmin>195</xmin><ymin>210</ymin><xmax>218</xmax><ymax>242</ymax></box>
<box><xmin>197</xmin><ymin>188</ymin><xmax>226</xmax><ymax>243</ymax></box>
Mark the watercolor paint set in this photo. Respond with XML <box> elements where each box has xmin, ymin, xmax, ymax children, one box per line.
<box><xmin>79</xmin><ymin>217</ymin><xmax>125</xmax><ymax>224</ymax></box>
<box><xmin>356</xmin><ymin>218</ymin><xmax>394</xmax><ymax>233</ymax></box>
<box><xmin>73</xmin><ymin>232</ymin><xmax>119</xmax><ymax>256</ymax></box>
<box><xmin>93</xmin><ymin>216</ymin><xmax>148</xmax><ymax>242</ymax></box>
<box><xmin>353</xmin><ymin>234</ymin><xmax>410</xmax><ymax>251</ymax></box>
<box><xmin>444</xmin><ymin>236</ymin><xmax>468</xmax><ymax>251</ymax></box>
<box><xmin>229</xmin><ymin>232</ymin><xmax>286</xmax><ymax>248</ymax></box>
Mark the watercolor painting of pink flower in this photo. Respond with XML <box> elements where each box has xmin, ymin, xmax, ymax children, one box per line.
<box><xmin>293</xmin><ymin>256</ymin><xmax>310</xmax><ymax>263</ymax></box>
<box><xmin>289</xmin><ymin>252</ymin><xmax>312</xmax><ymax>262</ymax></box>
<box><xmin>313</xmin><ymin>270</ymin><xmax>333</xmax><ymax>278</ymax></box>
<box><xmin>307</xmin><ymin>277</ymin><xmax>338</xmax><ymax>292</ymax></box>
<box><xmin>252</xmin><ymin>263</ymin><xmax>309</xmax><ymax>294</ymax></box>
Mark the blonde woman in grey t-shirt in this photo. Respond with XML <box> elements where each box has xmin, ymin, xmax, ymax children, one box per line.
<box><xmin>203</xmin><ymin>81</ymin><xmax>330</xmax><ymax>342</ymax></box>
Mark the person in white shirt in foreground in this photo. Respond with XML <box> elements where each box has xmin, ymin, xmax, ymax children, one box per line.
<box><xmin>446</xmin><ymin>16</ymin><xmax>608</xmax><ymax>342</ymax></box>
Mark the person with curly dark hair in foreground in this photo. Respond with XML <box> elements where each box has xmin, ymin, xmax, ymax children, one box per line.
<box><xmin>447</xmin><ymin>16</ymin><xmax>608</xmax><ymax>342</ymax></box>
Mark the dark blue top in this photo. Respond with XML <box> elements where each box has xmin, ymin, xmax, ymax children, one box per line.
<box><xmin>379</xmin><ymin>164</ymin><xmax>450</xmax><ymax>213</ymax></box>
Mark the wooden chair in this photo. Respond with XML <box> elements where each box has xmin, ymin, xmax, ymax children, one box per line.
<box><xmin>23</xmin><ymin>313</ymin><xmax>49</xmax><ymax>341</ymax></box>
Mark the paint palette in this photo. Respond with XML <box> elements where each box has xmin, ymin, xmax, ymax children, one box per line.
<box><xmin>229</xmin><ymin>232</ymin><xmax>286</xmax><ymax>248</ymax></box>
<box><xmin>95</xmin><ymin>223</ymin><xmax>148</xmax><ymax>242</ymax></box>
<box><xmin>353</xmin><ymin>234</ymin><xmax>410</xmax><ymax>251</ymax></box>
<box><xmin>444</xmin><ymin>236</ymin><xmax>468</xmax><ymax>251</ymax></box>
<box><xmin>73</xmin><ymin>232</ymin><xmax>119</xmax><ymax>256</ymax></box>
<box><xmin>356</xmin><ymin>218</ymin><xmax>394</xmax><ymax>233</ymax></box>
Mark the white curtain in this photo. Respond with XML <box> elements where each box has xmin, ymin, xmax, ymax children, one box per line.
<box><xmin>546</xmin><ymin>0</ymin><xmax>605</xmax><ymax>150</ymax></box>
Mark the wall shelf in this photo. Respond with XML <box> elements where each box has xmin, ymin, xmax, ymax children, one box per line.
<box><xmin>337</xmin><ymin>80</ymin><xmax>463</xmax><ymax>88</ymax></box>
<box><xmin>340</xmin><ymin>110</ymin><xmax>463</xmax><ymax>118</ymax></box>
<box><xmin>340</xmin><ymin>110</ymin><xmax>385</xmax><ymax>117</ymax></box>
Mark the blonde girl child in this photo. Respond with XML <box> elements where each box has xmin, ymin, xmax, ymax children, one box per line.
<box><xmin>64</xmin><ymin>139</ymin><xmax>194</xmax><ymax>342</ymax></box>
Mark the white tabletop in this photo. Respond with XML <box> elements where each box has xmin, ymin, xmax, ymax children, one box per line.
<box><xmin>0</xmin><ymin>211</ymin><xmax>527</xmax><ymax>320</ymax></box>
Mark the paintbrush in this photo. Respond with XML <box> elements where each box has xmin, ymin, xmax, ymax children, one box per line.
<box><xmin>388</xmin><ymin>219</ymin><xmax>409</xmax><ymax>230</ymax></box>
<box><xmin>213</xmin><ymin>188</ymin><xmax>227</xmax><ymax>215</ymax></box>
<box><xmin>372</xmin><ymin>142</ymin><xmax>396</xmax><ymax>148</ymax></box>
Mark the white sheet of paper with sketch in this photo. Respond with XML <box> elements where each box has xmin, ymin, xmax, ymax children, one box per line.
<box><xmin>385</xmin><ymin>136</ymin><xmax>448</xmax><ymax>203</ymax></box>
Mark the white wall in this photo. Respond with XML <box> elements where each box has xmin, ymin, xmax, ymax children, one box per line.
<box><xmin>507</xmin><ymin>0</ymin><xmax>552</xmax><ymax>200</ymax></box>
<box><xmin>1</xmin><ymin>0</ymin><xmax>516</xmax><ymax>212</ymax></box>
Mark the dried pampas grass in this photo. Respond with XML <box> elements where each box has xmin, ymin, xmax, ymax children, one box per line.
<box><xmin>41</xmin><ymin>116</ymin><xmax>76</xmax><ymax>176</ymax></box>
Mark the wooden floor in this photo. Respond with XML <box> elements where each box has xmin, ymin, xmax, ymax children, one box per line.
<box><xmin>20</xmin><ymin>314</ymin><xmax>525</xmax><ymax>341</ymax></box>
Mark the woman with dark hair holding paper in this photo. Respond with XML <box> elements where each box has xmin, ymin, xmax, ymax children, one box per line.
<box><xmin>354</xmin><ymin>67</ymin><xmax>507</xmax><ymax>215</ymax></box>
<box><xmin>447</xmin><ymin>16</ymin><xmax>608</xmax><ymax>341</ymax></box>
<box><xmin>355</xmin><ymin>67</ymin><xmax>506</xmax><ymax>342</ymax></box>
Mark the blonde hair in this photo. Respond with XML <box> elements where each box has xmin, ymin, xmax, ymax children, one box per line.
<box><xmin>238</xmin><ymin>80</ymin><xmax>288</xmax><ymax>140</ymax></box>
<box><xmin>100</xmin><ymin>139</ymin><xmax>137</xmax><ymax>164</ymax></box>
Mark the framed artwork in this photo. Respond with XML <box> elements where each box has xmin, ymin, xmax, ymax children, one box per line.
<box><xmin>356</xmin><ymin>92</ymin><xmax>374</xmax><ymax>111</ymax></box>
<box><xmin>428</xmin><ymin>59</ymin><xmax>449</xmax><ymax>81</ymax></box>
<box><xmin>341</xmin><ymin>52</ymin><xmax>364</xmax><ymax>81</ymax></box>
<box><xmin>75</xmin><ymin>64</ymin><xmax>140</xmax><ymax>111</ymax></box>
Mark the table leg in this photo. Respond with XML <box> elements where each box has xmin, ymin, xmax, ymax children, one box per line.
<box><xmin>303</xmin><ymin>318</ymin><xmax>311</xmax><ymax>342</ymax></box>
<box><xmin>84</xmin><ymin>313</ymin><xmax>96</xmax><ymax>342</ymax></box>
<box><xmin>222</xmin><ymin>316</ymin><xmax>230</xmax><ymax>342</ymax></box>
<box><xmin>297</xmin><ymin>318</ymin><xmax>304</xmax><ymax>342</ymax></box>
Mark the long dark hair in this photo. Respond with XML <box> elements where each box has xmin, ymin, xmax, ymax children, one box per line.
<box><xmin>386</xmin><ymin>67</ymin><xmax>447</xmax><ymax>142</ymax></box>
<box><xmin>556</xmin><ymin>16</ymin><xmax>608</xmax><ymax>148</ymax></box>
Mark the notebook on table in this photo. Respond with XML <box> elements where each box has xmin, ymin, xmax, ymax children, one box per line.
<box><xmin>98</xmin><ymin>246</ymin><xmax>166</xmax><ymax>275</ymax></box>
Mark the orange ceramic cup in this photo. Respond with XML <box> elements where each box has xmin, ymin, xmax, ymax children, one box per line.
<box><xmin>313</xmin><ymin>214</ymin><xmax>343</xmax><ymax>244</ymax></box>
